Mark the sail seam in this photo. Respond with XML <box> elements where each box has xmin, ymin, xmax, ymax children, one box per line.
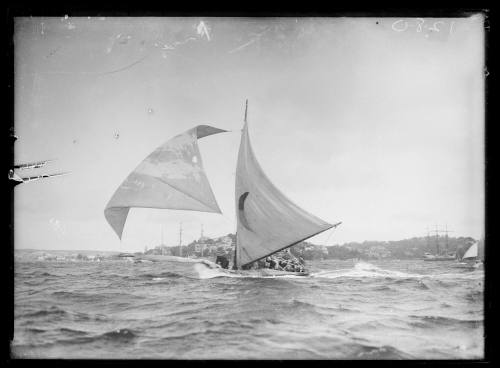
<box><xmin>104</xmin><ymin>125</ymin><xmax>227</xmax><ymax>239</ymax></box>
<box><xmin>154</xmin><ymin>176</ymin><xmax>221</xmax><ymax>213</ymax></box>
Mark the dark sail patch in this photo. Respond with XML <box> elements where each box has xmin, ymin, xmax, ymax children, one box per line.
<box><xmin>238</xmin><ymin>192</ymin><xmax>253</xmax><ymax>232</ymax></box>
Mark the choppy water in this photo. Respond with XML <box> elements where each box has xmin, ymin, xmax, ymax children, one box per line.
<box><xmin>12</xmin><ymin>257</ymin><xmax>484</xmax><ymax>359</ymax></box>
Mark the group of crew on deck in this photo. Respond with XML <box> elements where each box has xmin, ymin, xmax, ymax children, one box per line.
<box><xmin>215</xmin><ymin>249</ymin><xmax>305</xmax><ymax>272</ymax></box>
<box><xmin>245</xmin><ymin>253</ymin><xmax>305</xmax><ymax>272</ymax></box>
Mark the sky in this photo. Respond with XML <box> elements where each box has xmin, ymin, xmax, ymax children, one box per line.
<box><xmin>13</xmin><ymin>16</ymin><xmax>485</xmax><ymax>252</ymax></box>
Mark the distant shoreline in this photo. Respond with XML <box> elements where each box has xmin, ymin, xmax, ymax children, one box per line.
<box><xmin>14</xmin><ymin>234</ymin><xmax>482</xmax><ymax>262</ymax></box>
<box><xmin>15</xmin><ymin>249</ymin><xmax>122</xmax><ymax>253</ymax></box>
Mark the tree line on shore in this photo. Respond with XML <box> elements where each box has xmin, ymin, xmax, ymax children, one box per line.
<box><xmin>144</xmin><ymin>233</ymin><xmax>481</xmax><ymax>262</ymax></box>
<box><xmin>289</xmin><ymin>236</ymin><xmax>480</xmax><ymax>261</ymax></box>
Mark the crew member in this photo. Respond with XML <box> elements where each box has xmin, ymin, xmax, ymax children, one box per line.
<box><xmin>215</xmin><ymin>248</ymin><xmax>229</xmax><ymax>269</ymax></box>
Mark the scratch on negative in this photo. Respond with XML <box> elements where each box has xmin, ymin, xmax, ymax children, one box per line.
<box><xmin>39</xmin><ymin>54</ymin><xmax>149</xmax><ymax>76</ymax></box>
<box><xmin>97</xmin><ymin>54</ymin><xmax>148</xmax><ymax>76</ymax></box>
<box><xmin>228</xmin><ymin>38</ymin><xmax>258</xmax><ymax>54</ymax></box>
<box><xmin>228</xmin><ymin>28</ymin><xmax>269</xmax><ymax>54</ymax></box>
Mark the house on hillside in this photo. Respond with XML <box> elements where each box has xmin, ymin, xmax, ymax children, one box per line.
<box><xmin>366</xmin><ymin>245</ymin><xmax>391</xmax><ymax>259</ymax></box>
<box><xmin>155</xmin><ymin>245</ymin><xmax>172</xmax><ymax>256</ymax></box>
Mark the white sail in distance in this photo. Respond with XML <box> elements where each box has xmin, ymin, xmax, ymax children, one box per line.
<box><xmin>105</xmin><ymin>125</ymin><xmax>227</xmax><ymax>240</ymax></box>
<box><xmin>463</xmin><ymin>241</ymin><xmax>478</xmax><ymax>260</ymax></box>
<box><xmin>234</xmin><ymin>102</ymin><xmax>339</xmax><ymax>268</ymax></box>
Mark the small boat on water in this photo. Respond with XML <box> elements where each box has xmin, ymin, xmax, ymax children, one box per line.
<box><xmin>116</xmin><ymin>253</ymin><xmax>136</xmax><ymax>263</ymax></box>
<box><xmin>453</xmin><ymin>241</ymin><xmax>483</xmax><ymax>269</ymax></box>
<box><xmin>423</xmin><ymin>252</ymin><xmax>456</xmax><ymax>261</ymax></box>
<box><xmin>104</xmin><ymin>101</ymin><xmax>341</xmax><ymax>275</ymax></box>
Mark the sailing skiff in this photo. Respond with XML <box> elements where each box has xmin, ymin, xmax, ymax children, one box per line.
<box><xmin>453</xmin><ymin>241</ymin><xmax>482</xmax><ymax>269</ymax></box>
<box><xmin>104</xmin><ymin>101</ymin><xmax>340</xmax><ymax>274</ymax></box>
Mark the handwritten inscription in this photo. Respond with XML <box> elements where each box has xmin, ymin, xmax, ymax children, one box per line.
<box><xmin>392</xmin><ymin>18</ymin><xmax>455</xmax><ymax>35</ymax></box>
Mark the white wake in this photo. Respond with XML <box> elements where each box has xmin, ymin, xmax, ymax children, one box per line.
<box><xmin>310</xmin><ymin>261</ymin><xmax>423</xmax><ymax>279</ymax></box>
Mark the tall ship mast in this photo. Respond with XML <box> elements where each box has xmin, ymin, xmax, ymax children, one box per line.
<box><xmin>423</xmin><ymin>224</ymin><xmax>455</xmax><ymax>261</ymax></box>
<box><xmin>179</xmin><ymin>222</ymin><xmax>183</xmax><ymax>257</ymax></box>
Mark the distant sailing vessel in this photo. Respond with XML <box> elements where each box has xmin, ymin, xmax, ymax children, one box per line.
<box><xmin>104</xmin><ymin>101</ymin><xmax>340</xmax><ymax>274</ymax></box>
<box><xmin>454</xmin><ymin>240</ymin><xmax>483</xmax><ymax>269</ymax></box>
<box><xmin>423</xmin><ymin>226</ymin><xmax>455</xmax><ymax>261</ymax></box>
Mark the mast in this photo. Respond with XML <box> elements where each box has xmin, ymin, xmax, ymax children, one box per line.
<box><xmin>244</xmin><ymin>99</ymin><xmax>248</xmax><ymax>123</ymax></box>
<box><xmin>200</xmin><ymin>223</ymin><xmax>204</xmax><ymax>257</ymax></box>
<box><xmin>426</xmin><ymin>226</ymin><xmax>429</xmax><ymax>250</ymax></box>
<box><xmin>179</xmin><ymin>222</ymin><xmax>183</xmax><ymax>257</ymax></box>
<box><xmin>428</xmin><ymin>225</ymin><xmax>454</xmax><ymax>256</ymax></box>
<box><xmin>435</xmin><ymin>224</ymin><xmax>439</xmax><ymax>255</ymax></box>
<box><xmin>161</xmin><ymin>226</ymin><xmax>164</xmax><ymax>255</ymax></box>
<box><xmin>445</xmin><ymin>224</ymin><xmax>448</xmax><ymax>253</ymax></box>
<box><xmin>233</xmin><ymin>99</ymin><xmax>248</xmax><ymax>270</ymax></box>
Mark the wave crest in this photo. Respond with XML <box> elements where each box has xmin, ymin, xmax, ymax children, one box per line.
<box><xmin>408</xmin><ymin>315</ymin><xmax>482</xmax><ymax>328</ymax></box>
<box><xmin>311</xmin><ymin>262</ymin><xmax>421</xmax><ymax>280</ymax></box>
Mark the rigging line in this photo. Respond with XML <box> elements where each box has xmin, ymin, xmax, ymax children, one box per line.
<box><xmin>322</xmin><ymin>227</ymin><xmax>336</xmax><ymax>246</ymax></box>
<box><xmin>206</xmin><ymin>129</ymin><xmax>239</xmax><ymax>133</ymax></box>
<box><xmin>220</xmin><ymin>213</ymin><xmax>235</xmax><ymax>226</ymax></box>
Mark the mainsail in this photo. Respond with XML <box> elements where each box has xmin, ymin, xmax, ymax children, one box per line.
<box><xmin>234</xmin><ymin>105</ymin><xmax>338</xmax><ymax>268</ymax></box>
<box><xmin>462</xmin><ymin>241</ymin><xmax>478</xmax><ymax>260</ymax></box>
<box><xmin>105</xmin><ymin>125</ymin><xmax>226</xmax><ymax>239</ymax></box>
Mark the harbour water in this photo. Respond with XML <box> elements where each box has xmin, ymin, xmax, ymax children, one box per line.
<box><xmin>12</xmin><ymin>254</ymin><xmax>484</xmax><ymax>359</ymax></box>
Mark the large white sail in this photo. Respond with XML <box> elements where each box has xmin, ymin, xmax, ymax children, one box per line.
<box><xmin>462</xmin><ymin>241</ymin><xmax>478</xmax><ymax>260</ymax></box>
<box><xmin>105</xmin><ymin>125</ymin><xmax>226</xmax><ymax>240</ymax></box>
<box><xmin>234</xmin><ymin>113</ymin><xmax>337</xmax><ymax>268</ymax></box>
